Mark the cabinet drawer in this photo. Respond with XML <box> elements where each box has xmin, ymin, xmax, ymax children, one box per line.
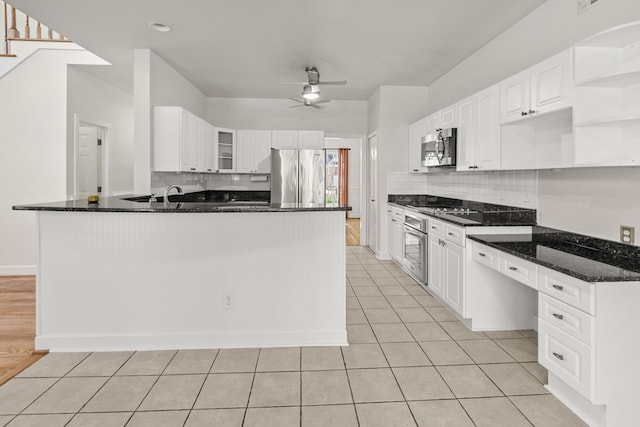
<box><xmin>539</xmin><ymin>319</ymin><xmax>594</xmax><ymax>401</ymax></box>
<box><xmin>472</xmin><ymin>242</ymin><xmax>500</xmax><ymax>270</ymax></box>
<box><xmin>428</xmin><ymin>218</ymin><xmax>444</xmax><ymax>238</ymax></box>
<box><xmin>539</xmin><ymin>293</ymin><xmax>594</xmax><ymax>346</ymax></box>
<box><xmin>538</xmin><ymin>267</ymin><xmax>595</xmax><ymax>315</ymax></box>
<box><xmin>499</xmin><ymin>252</ymin><xmax>537</xmax><ymax>289</ymax></box>
<box><xmin>444</xmin><ymin>223</ymin><xmax>465</xmax><ymax>247</ymax></box>
<box><xmin>392</xmin><ymin>208</ymin><xmax>404</xmax><ymax>221</ymax></box>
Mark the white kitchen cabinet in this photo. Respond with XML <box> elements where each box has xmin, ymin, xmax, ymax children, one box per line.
<box><xmin>408</xmin><ymin>117</ymin><xmax>427</xmax><ymax>173</ymax></box>
<box><xmin>455</xmin><ymin>96</ymin><xmax>476</xmax><ymax>171</ymax></box>
<box><xmin>428</xmin><ymin>218</ymin><xmax>465</xmax><ymax>315</ymax></box>
<box><xmin>456</xmin><ymin>85</ymin><xmax>500</xmax><ymax>172</ymax></box>
<box><xmin>443</xmin><ymin>240</ymin><xmax>464</xmax><ymax>315</ymax></box>
<box><xmin>427</xmin><ymin>234</ymin><xmax>444</xmax><ymax>299</ymax></box>
<box><xmin>425</xmin><ymin>112</ymin><xmax>440</xmax><ymax>136</ymax></box>
<box><xmin>216</xmin><ymin>127</ymin><xmax>236</xmax><ymax>172</ymax></box>
<box><xmin>153</xmin><ymin>106</ymin><xmax>215</xmax><ymax>173</ymax></box>
<box><xmin>236</xmin><ymin>130</ymin><xmax>272</xmax><ymax>173</ymax></box>
<box><xmin>500</xmin><ymin>49</ymin><xmax>573</xmax><ymax>124</ymax></box>
<box><xmin>272</xmin><ymin>130</ymin><xmax>325</xmax><ymax>149</ymax></box>
<box><xmin>271</xmin><ymin>130</ymin><xmax>299</xmax><ymax>149</ymax></box>
<box><xmin>387</xmin><ymin>205</ymin><xmax>404</xmax><ymax>264</ymax></box>
<box><xmin>298</xmin><ymin>130</ymin><xmax>325</xmax><ymax>149</ymax></box>
<box><xmin>440</xmin><ymin>104</ymin><xmax>457</xmax><ymax>128</ymax></box>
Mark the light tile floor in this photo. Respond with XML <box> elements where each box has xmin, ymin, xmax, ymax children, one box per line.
<box><xmin>0</xmin><ymin>247</ymin><xmax>588</xmax><ymax>426</ymax></box>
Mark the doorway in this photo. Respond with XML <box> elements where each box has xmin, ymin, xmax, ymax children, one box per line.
<box><xmin>74</xmin><ymin>115</ymin><xmax>109</xmax><ymax>199</ymax></box>
<box><xmin>324</xmin><ymin>136</ymin><xmax>365</xmax><ymax>246</ymax></box>
<box><xmin>367</xmin><ymin>132</ymin><xmax>378</xmax><ymax>254</ymax></box>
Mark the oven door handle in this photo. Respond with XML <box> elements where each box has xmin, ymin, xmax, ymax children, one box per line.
<box><xmin>404</xmin><ymin>226</ymin><xmax>426</xmax><ymax>239</ymax></box>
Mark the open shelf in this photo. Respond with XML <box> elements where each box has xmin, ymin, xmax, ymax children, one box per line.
<box><xmin>575</xmin><ymin>116</ymin><xmax>640</xmax><ymax>128</ymax></box>
<box><xmin>576</xmin><ymin>70</ymin><xmax>640</xmax><ymax>88</ymax></box>
<box><xmin>577</xmin><ymin>21</ymin><xmax>640</xmax><ymax>48</ymax></box>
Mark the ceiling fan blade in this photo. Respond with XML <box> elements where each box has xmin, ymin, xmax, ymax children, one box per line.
<box><xmin>314</xmin><ymin>99</ymin><xmax>331</xmax><ymax>104</ymax></box>
<box><xmin>289</xmin><ymin>104</ymin><xmax>305</xmax><ymax>108</ymax></box>
<box><xmin>289</xmin><ymin>97</ymin><xmax>304</xmax><ymax>103</ymax></box>
<box><xmin>282</xmin><ymin>82</ymin><xmax>309</xmax><ymax>85</ymax></box>
<box><xmin>318</xmin><ymin>80</ymin><xmax>347</xmax><ymax>86</ymax></box>
<box><xmin>310</xmin><ymin>104</ymin><xmax>325</xmax><ymax>110</ymax></box>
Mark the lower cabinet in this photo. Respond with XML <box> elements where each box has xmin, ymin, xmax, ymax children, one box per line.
<box><xmin>387</xmin><ymin>205</ymin><xmax>404</xmax><ymax>263</ymax></box>
<box><xmin>428</xmin><ymin>219</ymin><xmax>465</xmax><ymax>316</ymax></box>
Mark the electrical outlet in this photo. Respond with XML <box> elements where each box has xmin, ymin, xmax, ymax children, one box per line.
<box><xmin>577</xmin><ymin>0</ymin><xmax>599</xmax><ymax>15</ymax></box>
<box><xmin>620</xmin><ymin>225</ymin><xmax>635</xmax><ymax>245</ymax></box>
<box><xmin>223</xmin><ymin>294</ymin><xmax>235</xmax><ymax>309</ymax></box>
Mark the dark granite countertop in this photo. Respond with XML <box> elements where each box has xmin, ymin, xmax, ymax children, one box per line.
<box><xmin>13</xmin><ymin>191</ymin><xmax>350</xmax><ymax>213</ymax></box>
<box><xmin>388</xmin><ymin>194</ymin><xmax>537</xmax><ymax>227</ymax></box>
<box><xmin>468</xmin><ymin>226</ymin><xmax>640</xmax><ymax>283</ymax></box>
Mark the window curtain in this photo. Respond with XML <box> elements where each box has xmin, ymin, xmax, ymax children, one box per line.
<box><xmin>338</xmin><ymin>149</ymin><xmax>349</xmax><ymax>212</ymax></box>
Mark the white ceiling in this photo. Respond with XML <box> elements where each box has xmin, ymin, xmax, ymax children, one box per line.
<box><xmin>10</xmin><ymin>0</ymin><xmax>546</xmax><ymax>100</ymax></box>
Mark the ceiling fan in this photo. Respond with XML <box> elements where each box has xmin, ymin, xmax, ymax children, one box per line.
<box><xmin>284</xmin><ymin>66</ymin><xmax>347</xmax><ymax>106</ymax></box>
<box><xmin>288</xmin><ymin>98</ymin><xmax>331</xmax><ymax>110</ymax></box>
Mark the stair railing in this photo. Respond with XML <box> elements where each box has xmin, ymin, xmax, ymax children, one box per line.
<box><xmin>2</xmin><ymin>1</ymin><xmax>69</xmax><ymax>56</ymax></box>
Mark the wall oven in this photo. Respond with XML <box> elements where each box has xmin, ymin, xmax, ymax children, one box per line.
<box><xmin>403</xmin><ymin>211</ymin><xmax>428</xmax><ymax>285</ymax></box>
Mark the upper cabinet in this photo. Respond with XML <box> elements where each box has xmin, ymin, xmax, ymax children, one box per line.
<box><xmin>408</xmin><ymin>118</ymin><xmax>427</xmax><ymax>173</ymax></box>
<box><xmin>456</xmin><ymin>84</ymin><xmax>501</xmax><ymax>172</ymax></box>
<box><xmin>440</xmin><ymin>104</ymin><xmax>457</xmax><ymax>129</ymax></box>
<box><xmin>272</xmin><ymin>130</ymin><xmax>325</xmax><ymax>149</ymax></box>
<box><xmin>298</xmin><ymin>130</ymin><xmax>325</xmax><ymax>149</ymax></box>
<box><xmin>500</xmin><ymin>49</ymin><xmax>573</xmax><ymax>124</ymax></box>
<box><xmin>236</xmin><ymin>130</ymin><xmax>272</xmax><ymax>173</ymax></box>
<box><xmin>153</xmin><ymin>106</ymin><xmax>216</xmax><ymax>173</ymax></box>
<box><xmin>216</xmin><ymin>127</ymin><xmax>236</xmax><ymax>173</ymax></box>
<box><xmin>425</xmin><ymin>112</ymin><xmax>440</xmax><ymax>136</ymax></box>
<box><xmin>573</xmin><ymin>21</ymin><xmax>640</xmax><ymax>167</ymax></box>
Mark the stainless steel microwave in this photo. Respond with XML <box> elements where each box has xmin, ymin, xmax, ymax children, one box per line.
<box><xmin>421</xmin><ymin>128</ymin><xmax>457</xmax><ymax>168</ymax></box>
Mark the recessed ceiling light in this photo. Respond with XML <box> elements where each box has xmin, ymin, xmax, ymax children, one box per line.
<box><xmin>149</xmin><ymin>22</ymin><xmax>171</xmax><ymax>32</ymax></box>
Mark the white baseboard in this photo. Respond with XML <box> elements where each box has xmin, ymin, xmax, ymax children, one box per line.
<box><xmin>36</xmin><ymin>330</ymin><xmax>349</xmax><ymax>352</ymax></box>
<box><xmin>0</xmin><ymin>265</ymin><xmax>36</xmax><ymax>276</ymax></box>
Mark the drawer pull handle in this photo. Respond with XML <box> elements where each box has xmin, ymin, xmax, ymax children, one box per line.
<box><xmin>508</xmin><ymin>266</ymin><xmax>518</xmax><ymax>271</ymax></box>
<box><xmin>447</xmin><ymin>232</ymin><xmax>454</xmax><ymax>236</ymax></box>
<box><xmin>431</xmin><ymin>226</ymin><xmax>436</xmax><ymax>230</ymax></box>
<box><xmin>552</xmin><ymin>352</ymin><xmax>565</xmax><ymax>361</ymax></box>
<box><xmin>552</xmin><ymin>313</ymin><xmax>564</xmax><ymax>320</ymax></box>
<box><xmin>552</xmin><ymin>284</ymin><xmax>564</xmax><ymax>291</ymax></box>
<box><xmin>478</xmin><ymin>252</ymin><xmax>486</xmax><ymax>257</ymax></box>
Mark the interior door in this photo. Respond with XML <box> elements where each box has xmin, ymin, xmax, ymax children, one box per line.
<box><xmin>367</xmin><ymin>133</ymin><xmax>378</xmax><ymax>253</ymax></box>
<box><xmin>77</xmin><ymin>126</ymin><xmax>99</xmax><ymax>199</ymax></box>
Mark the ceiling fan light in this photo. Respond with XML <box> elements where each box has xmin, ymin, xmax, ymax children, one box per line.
<box><xmin>302</xmin><ymin>84</ymin><xmax>320</xmax><ymax>100</ymax></box>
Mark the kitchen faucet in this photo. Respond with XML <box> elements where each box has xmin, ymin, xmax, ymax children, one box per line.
<box><xmin>164</xmin><ymin>184</ymin><xmax>184</xmax><ymax>202</ymax></box>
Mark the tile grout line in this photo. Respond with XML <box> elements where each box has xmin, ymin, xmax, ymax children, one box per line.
<box><xmin>182</xmin><ymin>349</ymin><xmax>222</xmax><ymax>426</ymax></box>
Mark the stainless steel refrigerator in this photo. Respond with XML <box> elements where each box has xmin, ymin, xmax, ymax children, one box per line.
<box><xmin>271</xmin><ymin>149</ymin><xmax>326</xmax><ymax>206</ymax></box>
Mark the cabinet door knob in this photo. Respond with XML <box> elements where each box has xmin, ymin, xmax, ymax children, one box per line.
<box><xmin>413</xmin><ymin>169</ymin><xmax>419</xmax><ymax>172</ymax></box>
<box><xmin>552</xmin><ymin>352</ymin><xmax>565</xmax><ymax>361</ymax></box>
<box><xmin>190</xmin><ymin>168</ymin><xmax>196</xmax><ymax>171</ymax></box>
<box><xmin>478</xmin><ymin>252</ymin><xmax>486</xmax><ymax>257</ymax></box>
<box><xmin>529</xmin><ymin>109</ymin><xmax>536</xmax><ymax>114</ymax></box>
<box><xmin>447</xmin><ymin>232</ymin><xmax>454</xmax><ymax>236</ymax></box>
<box><xmin>521</xmin><ymin>111</ymin><xmax>528</xmax><ymax>116</ymax></box>
<box><xmin>552</xmin><ymin>313</ymin><xmax>564</xmax><ymax>320</ymax></box>
<box><xmin>552</xmin><ymin>284</ymin><xmax>564</xmax><ymax>291</ymax></box>
<box><xmin>508</xmin><ymin>266</ymin><xmax>518</xmax><ymax>271</ymax></box>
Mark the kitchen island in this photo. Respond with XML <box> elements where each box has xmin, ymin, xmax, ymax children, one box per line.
<box><xmin>14</xmin><ymin>196</ymin><xmax>351</xmax><ymax>352</ymax></box>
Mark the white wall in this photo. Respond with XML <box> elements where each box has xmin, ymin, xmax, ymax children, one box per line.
<box><xmin>428</xmin><ymin>0</ymin><xmax>640</xmax><ymax>112</ymax></box>
<box><xmin>369</xmin><ymin>86</ymin><xmax>430</xmax><ymax>257</ymax></box>
<box><xmin>206</xmin><ymin>97</ymin><xmax>367</xmax><ymax>134</ymax></box>
<box><xmin>67</xmin><ymin>67</ymin><xmax>134</xmax><ymax>197</ymax></box>
<box><xmin>0</xmin><ymin>48</ymin><xmax>108</xmax><ymax>274</ymax></box>
<box><xmin>325</xmin><ymin>138</ymin><xmax>362</xmax><ymax>217</ymax></box>
<box><xmin>133</xmin><ymin>49</ymin><xmax>208</xmax><ymax>194</ymax></box>
<box><xmin>424</xmin><ymin>0</ymin><xmax>640</xmax><ymax>243</ymax></box>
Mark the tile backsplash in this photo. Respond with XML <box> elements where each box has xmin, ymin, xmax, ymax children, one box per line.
<box><xmin>388</xmin><ymin>170</ymin><xmax>538</xmax><ymax>209</ymax></box>
<box><xmin>151</xmin><ymin>172</ymin><xmax>270</xmax><ymax>195</ymax></box>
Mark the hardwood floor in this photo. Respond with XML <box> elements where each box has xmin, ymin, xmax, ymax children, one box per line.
<box><xmin>346</xmin><ymin>217</ymin><xmax>360</xmax><ymax>246</ymax></box>
<box><xmin>0</xmin><ymin>276</ymin><xmax>45</xmax><ymax>386</ymax></box>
